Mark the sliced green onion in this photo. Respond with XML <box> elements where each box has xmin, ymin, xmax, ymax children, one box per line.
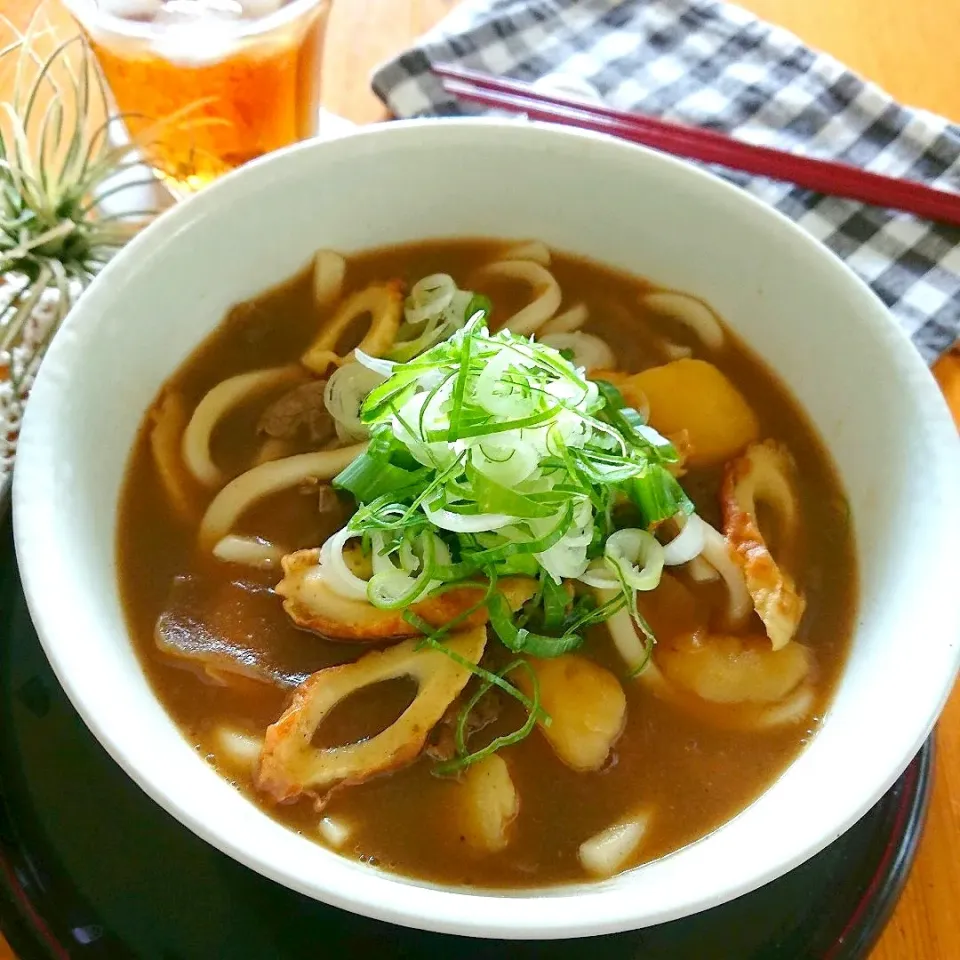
<box><xmin>468</xmin><ymin>465</ymin><xmax>557</xmax><ymax>520</ymax></box>
<box><xmin>628</xmin><ymin>465</ymin><xmax>695</xmax><ymax>528</ymax></box>
<box><xmin>604</xmin><ymin>528</ymin><xmax>665</xmax><ymax>592</ymax></box>
<box><xmin>488</xmin><ymin>591</ymin><xmax>584</xmax><ymax>658</ymax></box>
<box><xmin>434</xmin><ymin>501</ymin><xmax>575</xmax><ymax>581</ymax></box>
<box><xmin>540</xmin><ymin>574</ymin><xmax>570</xmax><ymax>631</ymax></box>
<box><xmin>365</xmin><ymin>531</ymin><xmax>449</xmax><ymax>609</ymax></box>
<box><xmin>333</xmin><ymin>448</ymin><xmax>427</xmax><ymax>502</ymax></box>
<box><xmin>433</xmin><ymin>659</ymin><xmax>546</xmax><ymax>776</ymax></box>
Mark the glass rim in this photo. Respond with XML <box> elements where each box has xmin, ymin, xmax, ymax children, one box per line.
<box><xmin>60</xmin><ymin>0</ymin><xmax>328</xmax><ymax>42</ymax></box>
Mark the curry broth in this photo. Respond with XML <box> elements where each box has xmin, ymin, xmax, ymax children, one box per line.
<box><xmin>117</xmin><ymin>239</ymin><xmax>856</xmax><ymax>888</ymax></box>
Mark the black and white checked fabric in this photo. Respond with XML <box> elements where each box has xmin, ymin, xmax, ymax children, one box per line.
<box><xmin>371</xmin><ymin>0</ymin><xmax>960</xmax><ymax>363</ymax></box>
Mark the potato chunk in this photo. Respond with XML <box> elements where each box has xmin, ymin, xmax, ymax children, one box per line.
<box><xmin>457</xmin><ymin>755</ymin><xmax>520</xmax><ymax>854</ymax></box>
<box><xmin>520</xmin><ymin>655</ymin><xmax>626</xmax><ymax>771</ymax></box>
<box><xmin>631</xmin><ymin>359</ymin><xmax>759</xmax><ymax>467</ymax></box>
<box><xmin>656</xmin><ymin>633</ymin><xmax>811</xmax><ymax>704</ymax></box>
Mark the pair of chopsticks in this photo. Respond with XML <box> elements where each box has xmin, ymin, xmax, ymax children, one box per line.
<box><xmin>433</xmin><ymin>64</ymin><xmax>960</xmax><ymax>229</ymax></box>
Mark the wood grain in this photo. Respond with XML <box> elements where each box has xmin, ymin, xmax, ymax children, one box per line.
<box><xmin>322</xmin><ymin>0</ymin><xmax>453</xmax><ymax>123</ymax></box>
<box><xmin>737</xmin><ymin>0</ymin><xmax>960</xmax><ymax>121</ymax></box>
<box><xmin>0</xmin><ymin>2</ymin><xmax>958</xmax><ymax>959</ymax></box>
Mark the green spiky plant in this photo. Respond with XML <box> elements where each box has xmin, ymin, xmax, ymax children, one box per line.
<box><xmin>0</xmin><ymin>6</ymin><xmax>194</xmax><ymax>485</ymax></box>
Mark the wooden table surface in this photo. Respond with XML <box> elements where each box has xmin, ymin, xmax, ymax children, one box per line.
<box><xmin>2</xmin><ymin>0</ymin><xmax>959</xmax><ymax>957</ymax></box>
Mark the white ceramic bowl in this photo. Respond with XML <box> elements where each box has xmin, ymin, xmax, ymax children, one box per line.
<box><xmin>13</xmin><ymin>119</ymin><xmax>960</xmax><ymax>939</ymax></box>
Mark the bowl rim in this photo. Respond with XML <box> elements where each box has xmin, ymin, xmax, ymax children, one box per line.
<box><xmin>12</xmin><ymin>117</ymin><xmax>960</xmax><ymax>939</ymax></box>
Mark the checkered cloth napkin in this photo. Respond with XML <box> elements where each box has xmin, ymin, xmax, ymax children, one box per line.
<box><xmin>371</xmin><ymin>0</ymin><xmax>960</xmax><ymax>363</ymax></box>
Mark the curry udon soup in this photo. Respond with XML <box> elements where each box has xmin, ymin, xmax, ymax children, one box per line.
<box><xmin>118</xmin><ymin>239</ymin><xmax>855</xmax><ymax>887</ymax></box>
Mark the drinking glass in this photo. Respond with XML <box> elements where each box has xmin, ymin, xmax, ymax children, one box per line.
<box><xmin>63</xmin><ymin>0</ymin><xmax>330</xmax><ymax>194</ymax></box>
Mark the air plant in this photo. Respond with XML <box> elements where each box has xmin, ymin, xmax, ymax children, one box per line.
<box><xmin>0</xmin><ymin>6</ymin><xmax>192</xmax><ymax>484</ymax></box>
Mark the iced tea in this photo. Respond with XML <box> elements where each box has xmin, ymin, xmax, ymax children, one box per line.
<box><xmin>64</xmin><ymin>0</ymin><xmax>329</xmax><ymax>193</ymax></box>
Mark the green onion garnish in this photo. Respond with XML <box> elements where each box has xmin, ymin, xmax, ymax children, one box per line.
<box><xmin>433</xmin><ymin>658</ymin><xmax>546</xmax><ymax>776</ymax></box>
<box><xmin>319</xmin><ymin>288</ymin><xmax>699</xmax><ymax>769</ymax></box>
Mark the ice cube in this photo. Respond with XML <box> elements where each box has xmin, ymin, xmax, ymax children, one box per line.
<box><xmin>150</xmin><ymin>0</ymin><xmax>245</xmax><ymax>63</ymax></box>
<box><xmin>153</xmin><ymin>0</ymin><xmax>244</xmax><ymax>26</ymax></box>
<box><xmin>238</xmin><ymin>0</ymin><xmax>285</xmax><ymax>18</ymax></box>
<box><xmin>97</xmin><ymin>0</ymin><xmax>165</xmax><ymax>19</ymax></box>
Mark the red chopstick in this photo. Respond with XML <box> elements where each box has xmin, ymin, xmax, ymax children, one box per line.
<box><xmin>432</xmin><ymin>63</ymin><xmax>960</xmax><ymax>228</ymax></box>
